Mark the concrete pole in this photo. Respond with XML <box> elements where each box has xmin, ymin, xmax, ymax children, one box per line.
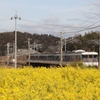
<box><xmin>28</xmin><ymin>38</ymin><xmax>31</xmax><ymax>66</ymax></box>
<box><xmin>60</xmin><ymin>32</ymin><xmax>63</xmax><ymax>66</ymax></box>
<box><xmin>15</xmin><ymin>15</ymin><xmax>17</xmax><ymax>69</ymax></box>
<box><xmin>98</xmin><ymin>32</ymin><xmax>100</xmax><ymax>68</ymax></box>
<box><xmin>65</xmin><ymin>38</ymin><xmax>66</xmax><ymax>52</ymax></box>
<box><xmin>7</xmin><ymin>43</ymin><xmax>10</xmax><ymax>65</ymax></box>
<box><xmin>11</xmin><ymin>13</ymin><xmax>21</xmax><ymax>68</ymax></box>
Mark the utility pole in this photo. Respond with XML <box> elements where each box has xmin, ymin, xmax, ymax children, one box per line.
<box><xmin>98</xmin><ymin>32</ymin><xmax>100</xmax><ymax>68</ymax></box>
<box><xmin>13</xmin><ymin>43</ymin><xmax>15</xmax><ymax>59</ymax></box>
<box><xmin>7</xmin><ymin>43</ymin><xmax>10</xmax><ymax>65</ymax></box>
<box><xmin>11</xmin><ymin>12</ymin><xmax>21</xmax><ymax>69</ymax></box>
<box><xmin>60</xmin><ymin>32</ymin><xmax>63</xmax><ymax>66</ymax></box>
<box><xmin>34</xmin><ymin>41</ymin><xmax>36</xmax><ymax>50</ymax></box>
<box><xmin>28</xmin><ymin>38</ymin><xmax>32</xmax><ymax>66</ymax></box>
<box><xmin>65</xmin><ymin>38</ymin><xmax>66</xmax><ymax>52</ymax></box>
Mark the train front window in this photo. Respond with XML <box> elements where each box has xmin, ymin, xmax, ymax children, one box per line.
<box><xmin>94</xmin><ymin>55</ymin><xmax>98</xmax><ymax>58</ymax></box>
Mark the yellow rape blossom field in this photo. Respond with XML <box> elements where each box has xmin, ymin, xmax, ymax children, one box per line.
<box><xmin>0</xmin><ymin>66</ymin><xmax>100</xmax><ymax>100</ymax></box>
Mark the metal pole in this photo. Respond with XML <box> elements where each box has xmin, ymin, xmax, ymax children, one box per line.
<box><xmin>60</xmin><ymin>32</ymin><xmax>63</xmax><ymax>66</ymax></box>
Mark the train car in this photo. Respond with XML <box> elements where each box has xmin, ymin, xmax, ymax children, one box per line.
<box><xmin>27</xmin><ymin>50</ymin><xmax>98</xmax><ymax>66</ymax></box>
<box><xmin>82</xmin><ymin>52</ymin><xmax>98</xmax><ymax>66</ymax></box>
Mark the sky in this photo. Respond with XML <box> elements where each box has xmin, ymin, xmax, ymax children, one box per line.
<box><xmin>0</xmin><ymin>0</ymin><xmax>100</xmax><ymax>37</ymax></box>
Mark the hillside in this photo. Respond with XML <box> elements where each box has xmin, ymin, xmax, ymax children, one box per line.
<box><xmin>0</xmin><ymin>32</ymin><xmax>60</xmax><ymax>56</ymax></box>
<box><xmin>0</xmin><ymin>31</ymin><xmax>99</xmax><ymax>56</ymax></box>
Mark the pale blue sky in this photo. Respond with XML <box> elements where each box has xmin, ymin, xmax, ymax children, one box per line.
<box><xmin>0</xmin><ymin>0</ymin><xmax>100</xmax><ymax>37</ymax></box>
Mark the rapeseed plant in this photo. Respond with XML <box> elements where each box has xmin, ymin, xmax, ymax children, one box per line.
<box><xmin>0</xmin><ymin>66</ymin><xmax>99</xmax><ymax>100</ymax></box>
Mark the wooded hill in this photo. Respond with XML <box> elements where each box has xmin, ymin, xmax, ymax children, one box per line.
<box><xmin>0</xmin><ymin>31</ymin><xmax>60</xmax><ymax>56</ymax></box>
<box><xmin>0</xmin><ymin>31</ymin><xmax>99</xmax><ymax>56</ymax></box>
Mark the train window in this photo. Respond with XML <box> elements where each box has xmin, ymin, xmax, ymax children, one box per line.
<box><xmin>94</xmin><ymin>55</ymin><xmax>98</xmax><ymax>58</ymax></box>
<box><xmin>89</xmin><ymin>55</ymin><xmax>92</xmax><ymax>58</ymax></box>
<box><xmin>82</xmin><ymin>55</ymin><xmax>88</xmax><ymax>58</ymax></box>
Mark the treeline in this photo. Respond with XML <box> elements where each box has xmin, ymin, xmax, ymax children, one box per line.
<box><xmin>0</xmin><ymin>31</ymin><xmax>60</xmax><ymax>56</ymax></box>
<box><xmin>0</xmin><ymin>31</ymin><xmax>99</xmax><ymax>56</ymax></box>
<box><xmin>64</xmin><ymin>31</ymin><xmax>99</xmax><ymax>52</ymax></box>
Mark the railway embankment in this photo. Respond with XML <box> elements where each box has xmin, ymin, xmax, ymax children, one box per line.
<box><xmin>0</xmin><ymin>55</ymin><xmax>26</xmax><ymax>67</ymax></box>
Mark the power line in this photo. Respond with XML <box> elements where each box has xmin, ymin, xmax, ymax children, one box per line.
<box><xmin>62</xmin><ymin>24</ymin><xmax>100</xmax><ymax>38</ymax></box>
<box><xmin>63</xmin><ymin>19</ymin><xmax>100</xmax><ymax>33</ymax></box>
<box><xmin>1</xmin><ymin>14</ymin><xmax>100</xmax><ymax>38</ymax></box>
<box><xmin>21</xmin><ymin>18</ymin><xmax>100</xmax><ymax>38</ymax></box>
<box><xmin>21</xmin><ymin>19</ymin><xmax>71</xmax><ymax>28</ymax></box>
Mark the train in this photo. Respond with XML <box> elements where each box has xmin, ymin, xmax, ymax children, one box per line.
<box><xmin>27</xmin><ymin>49</ymin><xmax>98</xmax><ymax>67</ymax></box>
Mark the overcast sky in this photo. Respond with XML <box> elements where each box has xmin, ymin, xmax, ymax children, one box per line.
<box><xmin>0</xmin><ymin>0</ymin><xmax>100</xmax><ymax>37</ymax></box>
